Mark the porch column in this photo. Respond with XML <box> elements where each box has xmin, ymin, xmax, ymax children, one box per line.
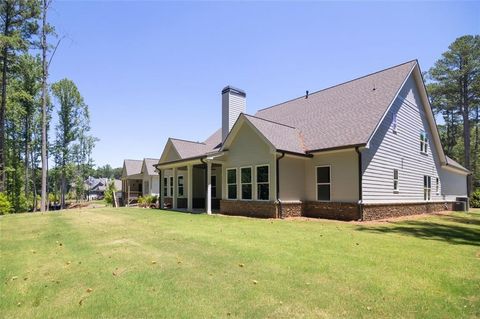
<box><xmin>159</xmin><ymin>169</ymin><xmax>164</xmax><ymax>209</ymax></box>
<box><xmin>206</xmin><ymin>161</ymin><xmax>212</xmax><ymax>214</ymax></box>
<box><xmin>172</xmin><ymin>167</ymin><xmax>177</xmax><ymax>209</ymax></box>
<box><xmin>187</xmin><ymin>165</ymin><xmax>193</xmax><ymax>211</ymax></box>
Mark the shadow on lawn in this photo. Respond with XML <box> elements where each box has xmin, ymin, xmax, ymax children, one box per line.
<box><xmin>356</xmin><ymin>215</ymin><xmax>480</xmax><ymax>246</ymax></box>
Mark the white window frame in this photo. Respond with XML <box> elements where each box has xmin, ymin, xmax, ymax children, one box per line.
<box><xmin>392</xmin><ymin>113</ymin><xmax>398</xmax><ymax>133</ymax></box>
<box><xmin>424</xmin><ymin>175</ymin><xmax>431</xmax><ymax>201</ymax></box>
<box><xmin>163</xmin><ymin>177</ymin><xmax>168</xmax><ymax>197</ymax></box>
<box><xmin>169</xmin><ymin>176</ymin><xmax>174</xmax><ymax>197</ymax></box>
<box><xmin>177</xmin><ymin>174</ymin><xmax>185</xmax><ymax>198</ymax></box>
<box><xmin>144</xmin><ymin>180</ymin><xmax>149</xmax><ymax>195</ymax></box>
<box><xmin>393</xmin><ymin>169</ymin><xmax>399</xmax><ymax>193</ymax></box>
<box><xmin>436</xmin><ymin>177</ymin><xmax>439</xmax><ymax>195</ymax></box>
<box><xmin>210</xmin><ymin>174</ymin><xmax>217</xmax><ymax>199</ymax></box>
<box><xmin>255</xmin><ymin>164</ymin><xmax>270</xmax><ymax>201</ymax></box>
<box><xmin>226</xmin><ymin>168</ymin><xmax>238</xmax><ymax>200</ymax></box>
<box><xmin>240</xmin><ymin>166</ymin><xmax>253</xmax><ymax>200</ymax></box>
<box><xmin>420</xmin><ymin>131</ymin><xmax>428</xmax><ymax>154</ymax></box>
<box><xmin>316</xmin><ymin>165</ymin><xmax>331</xmax><ymax>202</ymax></box>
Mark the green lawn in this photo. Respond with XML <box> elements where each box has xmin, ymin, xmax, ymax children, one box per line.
<box><xmin>1</xmin><ymin>208</ymin><xmax>479</xmax><ymax>318</ymax></box>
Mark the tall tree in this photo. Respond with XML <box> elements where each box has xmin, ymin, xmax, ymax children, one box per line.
<box><xmin>51</xmin><ymin>78</ymin><xmax>88</xmax><ymax>208</ymax></box>
<box><xmin>428</xmin><ymin>35</ymin><xmax>480</xmax><ymax>193</ymax></box>
<box><xmin>0</xmin><ymin>0</ymin><xmax>40</xmax><ymax>193</ymax></box>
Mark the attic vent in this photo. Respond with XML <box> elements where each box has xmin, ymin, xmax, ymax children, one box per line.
<box><xmin>305</xmin><ymin>90</ymin><xmax>309</xmax><ymax>99</ymax></box>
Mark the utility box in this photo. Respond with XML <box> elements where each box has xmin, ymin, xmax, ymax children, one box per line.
<box><xmin>456</xmin><ymin>197</ymin><xmax>470</xmax><ymax>212</ymax></box>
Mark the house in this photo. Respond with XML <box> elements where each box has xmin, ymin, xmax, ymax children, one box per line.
<box><xmin>154</xmin><ymin>60</ymin><xmax>470</xmax><ymax>220</ymax></box>
<box><xmin>84</xmin><ymin>177</ymin><xmax>121</xmax><ymax>200</ymax></box>
<box><xmin>121</xmin><ymin>158</ymin><xmax>160</xmax><ymax>205</ymax></box>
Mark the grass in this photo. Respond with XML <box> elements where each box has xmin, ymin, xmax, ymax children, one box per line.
<box><xmin>1</xmin><ymin>207</ymin><xmax>479</xmax><ymax>318</ymax></box>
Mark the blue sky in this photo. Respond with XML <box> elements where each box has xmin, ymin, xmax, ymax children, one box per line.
<box><xmin>47</xmin><ymin>1</ymin><xmax>479</xmax><ymax>168</ymax></box>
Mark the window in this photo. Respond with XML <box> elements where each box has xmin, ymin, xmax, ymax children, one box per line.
<box><xmin>227</xmin><ymin>168</ymin><xmax>237</xmax><ymax>199</ymax></box>
<box><xmin>169</xmin><ymin>177</ymin><xmax>173</xmax><ymax>197</ymax></box>
<box><xmin>163</xmin><ymin>177</ymin><xmax>168</xmax><ymax>196</ymax></box>
<box><xmin>420</xmin><ymin>131</ymin><xmax>428</xmax><ymax>154</ymax></box>
<box><xmin>424</xmin><ymin>175</ymin><xmax>431</xmax><ymax>200</ymax></box>
<box><xmin>436</xmin><ymin>177</ymin><xmax>439</xmax><ymax>195</ymax></box>
<box><xmin>241</xmin><ymin>167</ymin><xmax>252</xmax><ymax>200</ymax></box>
<box><xmin>177</xmin><ymin>175</ymin><xmax>184</xmax><ymax>197</ymax></box>
<box><xmin>144</xmin><ymin>181</ymin><xmax>149</xmax><ymax>195</ymax></box>
<box><xmin>393</xmin><ymin>169</ymin><xmax>399</xmax><ymax>192</ymax></box>
<box><xmin>392</xmin><ymin>113</ymin><xmax>398</xmax><ymax>133</ymax></box>
<box><xmin>256</xmin><ymin>165</ymin><xmax>269</xmax><ymax>200</ymax></box>
<box><xmin>316</xmin><ymin>166</ymin><xmax>331</xmax><ymax>201</ymax></box>
<box><xmin>211</xmin><ymin>175</ymin><xmax>217</xmax><ymax>198</ymax></box>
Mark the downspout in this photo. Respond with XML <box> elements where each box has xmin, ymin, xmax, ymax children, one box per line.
<box><xmin>355</xmin><ymin>147</ymin><xmax>363</xmax><ymax>221</ymax></box>
<box><xmin>200</xmin><ymin>157</ymin><xmax>207</xmax><ymax>210</ymax></box>
<box><xmin>276</xmin><ymin>152</ymin><xmax>285</xmax><ymax>219</ymax></box>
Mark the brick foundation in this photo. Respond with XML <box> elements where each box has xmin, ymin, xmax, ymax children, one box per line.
<box><xmin>304</xmin><ymin>201</ymin><xmax>360</xmax><ymax>221</ymax></box>
<box><xmin>362</xmin><ymin>202</ymin><xmax>454</xmax><ymax>221</ymax></box>
<box><xmin>220</xmin><ymin>200</ymin><xmax>277</xmax><ymax>218</ymax></box>
<box><xmin>279</xmin><ymin>202</ymin><xmax>303</xmax><ymax>218</ymax></box>
<box><xmin>216</xmin><ymin>200</ymin><xmax>455</xmax><ymax>221</ymax></box>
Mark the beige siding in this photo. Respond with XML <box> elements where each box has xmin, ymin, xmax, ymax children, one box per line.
<box><xmin>362</xmin><ymin>74</ymin><xmax>448</xmax><ymax>203</ymax></box>
<box><xmin>221</xmin><ymin>123</ymin><xmax>275</xmax><ymax>201</ymax></box>
<box><xmin>304</xmin><ymin>149</ymin><xmax>359</xmax><ymax>202</ymax></box>
<box><xmin>279</xmin><ymin>156</ymin><xmax>305</xmax><ymax>201</ymax></box>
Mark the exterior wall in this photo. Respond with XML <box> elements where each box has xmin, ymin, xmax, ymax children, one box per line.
<box><xmin>362</xmin><ymin>202</ymin><xmax>454</xmax><ymax>221</ymax></box>
<box><xmin>439</xmin><ymin>168</ymin><xmax>468</xmax><ymax>201</ymax></box>
<box><xmin>142</xmin><ymin>173</ymin><xmax>159</xmax><ymax>196</ymax></box>
<box><xmin>304</xmin><ymin>149</ymin><xmax>359</xmax><ymax>202</ymax></box>
<box><xmin>362</xmin><ymin>74</ymin><xmax>444</xmax><ymax>203</ymax></box>
<box><xmin>279</xmin><ymin>156</ymin><xmax>305</xmax><ymax>201</ymax></box>
<box><xmin>221</xmin><ymin>123</ymin><xmax>275</xmax><ymax>201</ymax></box>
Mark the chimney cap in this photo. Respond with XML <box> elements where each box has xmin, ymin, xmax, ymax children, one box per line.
<box><xmin>222</xmin><ymin>85</ymin><xmax>246</xmax><ymax>97</ymax></box>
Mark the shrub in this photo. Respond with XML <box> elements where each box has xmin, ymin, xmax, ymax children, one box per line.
<box><xmin>104</xmin><ymin>181</ymin><xmax>116</xmax><ymax>206</ymax></box>
<box><xmin>138</xmin><ymin>195</ymin><xmax>157</xmax><ymax>208</ymax></box>
<box><xmin>470</xmin><ymin>188</ymin><xmax>480</xmax><ymax>208</ymax></box>
<box><xmin>0</xmin><ymin>193</ymin><xmax>12</xmax><ymax>215</ymax></box>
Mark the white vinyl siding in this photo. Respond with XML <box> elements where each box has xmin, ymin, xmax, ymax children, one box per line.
<box><xmin>362</xmin><ymin>74</ymin><xmax>444</xmax><ymax>203</ymax></box>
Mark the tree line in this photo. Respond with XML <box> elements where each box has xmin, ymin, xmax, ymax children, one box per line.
<box><xmin>1</xmin><ymin>0</ymin><xmax>96</xmax><ymax>213</ymax></box>
<box><xmin>426</xmin><ymin>35</ymin><xmax>479</xmax><ymax>195</ymax></box>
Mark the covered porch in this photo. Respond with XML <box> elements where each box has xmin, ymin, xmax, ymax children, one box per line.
<box><xmin>121</xmin><ymin>177</ymin><xmax>143</xmax><ymax>206</ymax></box>
<box><xmin>156</xmin><ymin>157</ymin><xmax>223</xmax><ymax>214</ymax></box>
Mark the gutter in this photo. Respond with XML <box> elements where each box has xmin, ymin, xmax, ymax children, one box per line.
<box><xmin>276</xmin><ymin>152</ymin><xmax>286</xmax><ymax>219</ymax></box>
<box><xmin>306</xmin><ymin>143</ymin><xmax>367</xmax><ymax>155</ymax></box>
<box><xmin>154</xmin><ymin>155</ymin><xmax>206</xmax><ymax>169</ymax></box>
<box><xmin>355</xmin><ymin>146</ymin><xmax>364</xmax><ymax>221</ymax></box>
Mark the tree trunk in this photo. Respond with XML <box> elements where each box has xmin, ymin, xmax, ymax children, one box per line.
<box><xmin>462</xmin><ymin>74</ymin><xmax>471</xmax><ymax>195</ymax></box>
<box><xmin>474</xmin><ymin>104</ymin><xmax>479</xmax><ymax>187</ymax></box>
<box><xmin>0</xmin><ymin>4</ymin><xmax>11</xmax><ymax>194</ymax></box>
<box><xmin>25</xmin><ymin>116</ymin><xmax>29</xmax><ymax>198</ymax></box>
<box><xmin>40</xmin><ymin>0</ymin><xmax>48</xmax><ymax>212</ymax></box>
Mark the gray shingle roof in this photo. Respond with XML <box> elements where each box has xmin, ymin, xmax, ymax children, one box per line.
<box><xmin>123</xmin><ymin>159</ymin><xmax>142</xmax><ymax>177</ymax></box>
<box><xmin>445</xmin><ymin>156</ymin><xmax>470</xmax><ymax>173</ymax></box>
<box><xmin>243</xmin><ymin>114</ymin><xmax>306</xmax><ymax>154</ymax></box>
<box><xmin>255</xmin><ymin>60</ymin><xmax>416</xmax><ymax>151</ymax></box>
<box><xmin>163</xmin><ymin>61</ymin><xmax>430</xmax><ymax>159</ymax></box>
<box><xmin>143</xmin><ymin>158</ymin><xmax>159</xmax><ymax>175</ymax></box>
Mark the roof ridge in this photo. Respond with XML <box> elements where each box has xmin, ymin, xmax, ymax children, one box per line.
<box><xmin>170</xmin><ymin>137</ymin><xmax>206</xmax><ymax>145</ymax></box>
<box><xmin>257</xmin><ymin>59</ymin><xmax>418</xmax><ymax>113</ymax></box>
<box><xmin>144</xmin><ymin>158</ymin><xmax>159</xmax><ymax>160</ymax></box>
<box><xmin>244</xmin><ymin>113</ymin><xmax>298</xmax><ymax>130</ymax></box>
<box><xmin>124</xmin><ymin>159</ymin><xmax>142</xmax><ymax>162</ymax></box>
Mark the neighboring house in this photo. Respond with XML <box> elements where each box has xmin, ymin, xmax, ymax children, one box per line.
<box><xmin>121</xmin><ymin>158</ymin><xmax>160</xmax><ymax>205</ymax></box>
<box><xmin>141</xmin><ymin>158</ymin><xmax>160</xmax><ymax>197</ymax></box>
<box><xmin>84</xmin><ymin>177</ymin><xmax>121</xmax><ymax>200</ymax></box>
<box><xmin>121</xmin><ymin>159</ymin><xmax>143</xmax><ymax>205</ymax></box>
<box><xmin>154</xmin><ymin>60</ymin><xmax>470</xmax><ymax>220</ymax></box>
